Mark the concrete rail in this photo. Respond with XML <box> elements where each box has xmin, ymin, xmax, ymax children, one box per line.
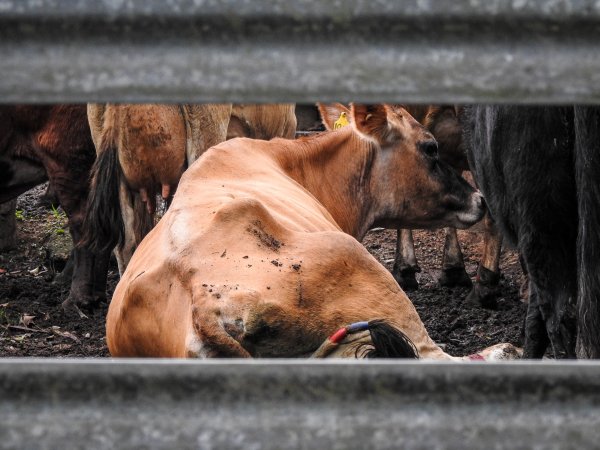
<box><xmin>1</xmin><ymin>359</ymin><xmax>600</xmax><ymax>449</ymax></box>
<box><xmin>2</xmin><ymin>0</ymin><xmax>600</xmax><ymax>103</ymax></box>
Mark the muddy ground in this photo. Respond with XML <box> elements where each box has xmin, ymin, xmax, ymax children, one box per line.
<box><xmin>0</xmin><ymin>183</ymin><xmax>527</xmax><ymax>358</ymax></box>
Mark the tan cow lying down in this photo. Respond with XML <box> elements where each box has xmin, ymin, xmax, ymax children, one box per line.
<box><xmin>107</xmin><ymin>103</ymin><xmax>519</xmax><ymax>360</ymax></box>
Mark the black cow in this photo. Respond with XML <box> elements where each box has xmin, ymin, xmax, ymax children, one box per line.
<box><xmin>465</xmin><ymin>105</ymin><xmax>600</xmax><ymax>359</ymax></box>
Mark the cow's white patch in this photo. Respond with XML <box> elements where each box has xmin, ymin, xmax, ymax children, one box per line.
<box><xmin>186</xmin><ymin>329</ymin><xmax>210</xmax><ymax>358</ymax></box>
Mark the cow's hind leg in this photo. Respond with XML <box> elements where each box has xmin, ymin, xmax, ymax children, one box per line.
<box><xmin>521</xmin><ymin>239</ymin><xmax>577</xmax><ymax>359</ymax></box>
<box><xmin>522</xmin><ymin>283</ymin><xmax>550</xmax><ymax>358</ymax></box>
<box><xmin>392</xmin><ymin>229</ymin><xmax>420</xmax><ymax>291</ymax></box>
<box><xmin>438</xmin><ymin>227</ymin><xmax>471</xmax><ymax>288</ymax></box>
<box><xmin>466</xmin><ymin>213</ymin><xmax>502</xmax><ymax>309</ymax></box>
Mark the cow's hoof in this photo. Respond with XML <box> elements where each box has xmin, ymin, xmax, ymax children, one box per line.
<box><xmin>93</xmin><ymin>290</ymin><xmax>108</xmax><ymax>305</ymax></box>
<box><xmin>472</xmin><ymin>343</ymin><xmax>523</xmax><ymax>361</ymax></box>
<box><xmin>61</xmin><ymin>294</ymin><xmax>100</xmax><ymax>318</ymax></box>
<box><xmin>465</xmin><ymin>282</ymin><xmax>499</xmax><ymax>309</ymax></box>
<box><xmin>393</xmin><ymin>268</ymin><xmax>420</xmax><ymax>291</ymax></box>
<box><xmin>439</xmin><ymin>267</ymin><xmax>472</xmax><ymax>288</ymax></box>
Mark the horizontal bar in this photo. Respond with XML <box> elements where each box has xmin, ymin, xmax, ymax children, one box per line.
<box><xmin>1</xmin><ymin>359</ymin><xmax>600</xmax><ymax>448</ymax></box>
<box><xmin>2</xmin><ymin>0</ymin><xmax>600</xmax><ymax>103</ymax></box>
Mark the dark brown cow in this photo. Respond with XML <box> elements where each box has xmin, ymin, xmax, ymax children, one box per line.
<box><xmin>391</xmin><ymin>105</ymin><xmax>505</xmax><ymax>308</ymax></box>
<box><xmin>0</xmin><ymin>105</ymin><xmax>110</xmax><ymax>313</ymax></box>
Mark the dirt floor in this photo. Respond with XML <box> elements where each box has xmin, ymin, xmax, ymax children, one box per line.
<box><xmin>0</xmin><ymin>183</ymin><xmax>527</xmax><ymax>358</ymax></box>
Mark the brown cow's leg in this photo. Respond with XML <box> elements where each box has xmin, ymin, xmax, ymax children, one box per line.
<box><xmin>0</xmin><ymin>199</ymin><xmax>17</xmax><ymax>251</ymax></box>
<box><xmin>44</xmin><ymin>167</ymin><xmax>100</xmax><ymax>314</ymax></box>
<box><xmin>60</xmin><ymin>209</ymin><xmax>107</xmax><ymax>313</ymax></box>
<box><xmin>53</xmin><ymin>249</ymin><xmax>75</xmax><ymax>285</ymax></box>
<box><xmin>465</xmin><ymin>212</ymin><xmax>502</xmax><ymax>309</ymax></box>
<box><xmin>60</xmin><ymin>245</ymin><xmax>110</xmax><ymax>310</ymax></box>
<box><xmin>37</xmin><ymin>182</ymin><xmax>60</xmax><ymax>208</ymax></box>
<box><xmin>92</xmin><ymin>248</ymin><xmax>111</xmax><ymax>304</ymax></box>
<box><xmin>392</xmin><ymin>229</ymin><xmax>420</xmax><ymax>291</ymax></box>
<box><xmin>60</xmin><ymin>201</ymin><xmax>98</xmax><ymax>314</ymax></box>
<box><xmin>438</xmin><ymin>227</ymin><xmax>472</xmax><ymax>288</ymax></box>
<box><xmin>62</xmin><ymin>238</ymin><xmax>98</xmax><ymax>317</ymax></box>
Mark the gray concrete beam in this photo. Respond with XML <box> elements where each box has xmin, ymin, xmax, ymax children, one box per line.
<box><xmin>1</xmin><ymin>359</ymin><xmax>600</xmax><ymax>449</ymax></box>
<box><xmin>1</xmin><ymin>0</ymin><xmax>600</xmax><ymax>103</ymax></box>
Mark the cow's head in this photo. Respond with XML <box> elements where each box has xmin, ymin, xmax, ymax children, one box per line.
<box><xmin>319</xmin><ymin>103</ymin><xmax>484</xmax><ymax>230</ymax></box>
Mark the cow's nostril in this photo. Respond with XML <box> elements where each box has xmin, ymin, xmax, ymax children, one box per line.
<box><xmin>419</xmin><ymin>140</ymin><xmax>438</xmax><ymax>158</ymax></box>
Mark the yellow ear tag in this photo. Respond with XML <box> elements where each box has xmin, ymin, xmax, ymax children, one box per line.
<box><xmin>333</xmin><ymin>111</ymin><xmax>350</xmax><ymax>129</ymax></box>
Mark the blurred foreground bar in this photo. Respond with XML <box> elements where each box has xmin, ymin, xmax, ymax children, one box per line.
<box><xmin>1</xmin><ymin>0</ymin><xmax>600</xmax><ymax>103</ymax></box>
<box><xmin>1</xmin><ymin>359</ymin><xmax>600</xmax><ymax>448</ymax></box>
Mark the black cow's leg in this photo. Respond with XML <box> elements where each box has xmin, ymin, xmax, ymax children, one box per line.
<box><xmin>466</xmin><ymin>213</ymin><xmax>502</xmax><ymax>309</ymax></box>
<box><xmin>521</xmin><ymin>243</ymin><xmax>577</xmax><ymax>359</ymax></box>
<box><xmin>522</xmin><ymin>283</ymin><xmax>550</xmax><ymax>358</ymax></box>
<box><xmin>392</xmin><ymin>229</ymin><xmax>420</xmax><ymax>291</ymax></box>
<box><xmin>438</xmin><ymin>227</ymin><xmax>472</xmax><ymax>288</ymax></box>
<box><xmin>535</xmin><ymin>287</ymin><xmax>577</xmax><ymax>359</ymax></box>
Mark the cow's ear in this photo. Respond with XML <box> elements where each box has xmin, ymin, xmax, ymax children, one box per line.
<box><xmin>351</xmin><ymin>104</ymin><xmax>392</xmax><ymax>145</ymax></box>
<box><xmin>318</xmin><ymin>103</ymin><xmax>351</xmax><ymax>131</ymax></box>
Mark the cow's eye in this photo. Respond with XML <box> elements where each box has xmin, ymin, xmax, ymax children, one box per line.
<box><xmin>419</xmin><ymin>140</ymin><xmax>438</xmax><ymax>158</ymax></box>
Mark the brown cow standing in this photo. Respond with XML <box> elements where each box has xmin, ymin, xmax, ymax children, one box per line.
<box><xmin>391</xmin><ymin>105</ymin><xmax>505</xmax><ymax>308</ymax></box>
<box><xmin>106</xmin><ymin>103</ymin><xmax>520</xmax><ymax>360</ymax></box>
<box><xmin>84</xmin><ymin>103</ymin><xmax>233</xmax><ymax>273</ymax></box>
<box><xmin>84</xmin><ymin>103</ymin><xmax>297</xmax><ymax>274</ymax></box>
<box><xmin>0</xmin><ymin>105</ymin><xmax>110</xmax><ymax>312</ymax></box>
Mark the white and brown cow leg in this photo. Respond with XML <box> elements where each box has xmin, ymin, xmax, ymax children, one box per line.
<box><xmin>466</xmin><ymin>212</ymin><xmax>502</xmax><ymax>309</ymax></box>
<box><xmin>392</xmin><ymin>228</ymin><xmax>421</xmax><ymax>291</ymax></box>
<box><xmin>0</xmin><ymin>199</ymin><xmax>17</xmax><ymax>251</ymax></box>
<box><xmin>438</xmin><ymin>227</ymin><xmax>472</xmax><ymax>288</ymax></box>
<box><xmin>115</xmin><ymin>182</ymin><xmax>137</xmax><ymax>275</ymax></box>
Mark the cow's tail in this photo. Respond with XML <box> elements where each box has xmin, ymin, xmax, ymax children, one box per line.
<box><xmin>574</xmin><ymin>106</ymin><xmax>600</xmax><ymax>358</ymax></box>
<box><xmin>80</xmin><ymin>107</ymin><xmax>125</xmax><ymax>254</ymax></box>
<box><xmin>362</xmin><ymin>319</ymin><xmax>419</xmax><ymax>359</ymax></box>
